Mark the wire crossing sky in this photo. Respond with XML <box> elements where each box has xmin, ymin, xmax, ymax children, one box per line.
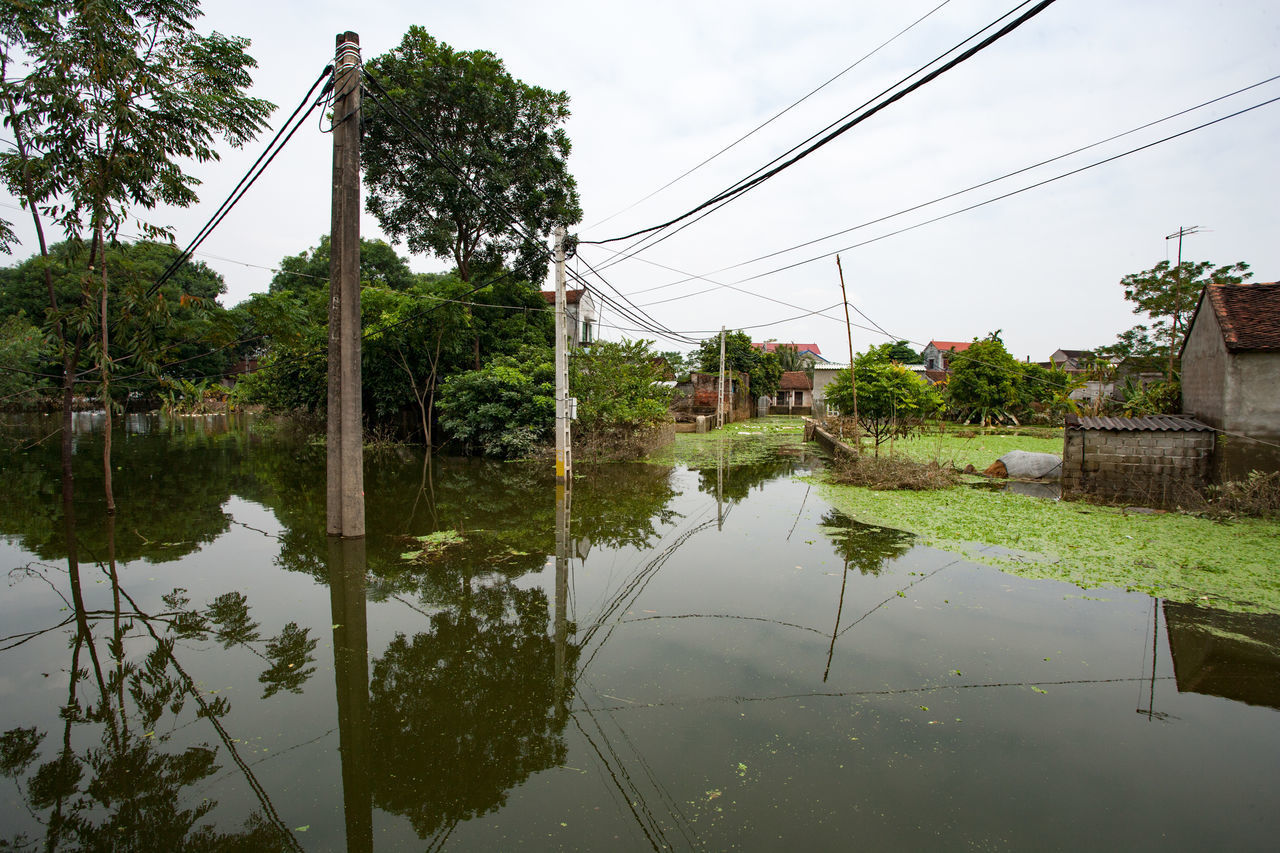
<box><xmin>2</xmin><ymin>0</ymin><xmax>1276</xmax><ymax>363</ymax></box>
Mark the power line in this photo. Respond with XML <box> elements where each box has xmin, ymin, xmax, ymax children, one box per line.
<box><xmin>620</xmin><ymin>73</ymin><xmax>1280</xmax><ymax>299</ymax></box>
<box><xmin>585</xmin><ymin>0</ymin><xmax>954</xmax><ymax>230</ymax></box>
<box><xmin>145</xmin><ymin>65</ymin><xmax>335</xmax><ymax>300</ymax></box>
<box><xmin>582</xmin><ymin>0</ymin><xmax>1057</xmax><ymax>255</ymax></box>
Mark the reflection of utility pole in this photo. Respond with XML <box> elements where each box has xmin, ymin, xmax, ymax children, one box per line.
<box><xmin>328</xmin><ymin>537</ymin><xmax>372</xmax><ymax>853</ymax></box>
<box><xmin>716</xmin><ymin>436</ymin><xmax>724</xmax><ymax>530</ymax></box>
<box><xmin>1164</xmin><ymin>225</ymin><xmax>1204</xmax><ymax>382</ymax></box>
<box><xmin>554</xmin><ymin>226</ymin><xmax>572</xmax><ymax>483</ymax></box>
<box><xmin>554</xmin><ymin>482</ymin><xmax>571</xmax><ymax>717</ymax></box>
<box><xmin>327</xmin><ymin>31</ymin><xmax>365</xmax><ymax>538</ymax></box>
<box><xmin>823</xmin><ymin>559</ymin><xmax>850</xmax><ymax>683</ymax></box>
<box><xmin>717</xmin><ymin>326</ymin><xmax>726</xmax><ymax>430</ymax></box>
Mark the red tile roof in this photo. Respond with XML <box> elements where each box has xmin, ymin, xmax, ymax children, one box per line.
<box><xmin>752</xmin><ymin>342</ymin><xmax>822</xmax><ymax>355</ymax></box>
<box><xmin>1204</xmin><ymin>282</ymin><xmax>1280</xmax><ymax>352</ymax></box>
<box><xmin>928</xmin><ymin>340</ymin><xmax>972</xmax><ymax>352</ymax></box>
<box><xmin>779</xmin><ymin>370</ymin><xmax>812</xmax><ymax>390</ymax></box>
<box><xmin>540</xmin><ymin>288</ymin><xmax>586</xmax><ymax>305</ymax></box>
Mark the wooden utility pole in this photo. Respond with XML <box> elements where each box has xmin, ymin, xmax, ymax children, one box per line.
<box><xmin>717</xmin><ymin>326</ymin><xmax>726</xmax><ymax>429</ymax></box>
<box><xmin>836</xmin><ymin>255</ymin><xmax>858</xmax><ymax>425</ymax></box>
<box><xmin>1165</xmin><ymin>225</ymin><xmax>1203</xmax><ymax>382</ymax></box>
<box><xmin>554</xmin><ymin>226</ymin><xmax>572</xmax><ymax>483</ymax></box>
<box><xmin>327</xmin><ymin>31</ymin><xmax>365</xmax><ymax>538</ymax></box>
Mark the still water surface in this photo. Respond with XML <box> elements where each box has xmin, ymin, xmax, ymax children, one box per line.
<box><xmin>1</xmin><ymin>414</ymin><xmax>1278</xmax><ymax>850</ymax></box>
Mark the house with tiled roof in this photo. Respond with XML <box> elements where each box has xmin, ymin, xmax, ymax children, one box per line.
<box><xmin>920</xmin><ymin>340</ymin><xmax>972</xmax><ymax>374</ymax></box>
<box><xmin>539</xmin><ymin>288</ymin><xmax>598</xmax><ymax>347</ymax></box>
<box><xmin>768</xmin><ymin>370</ymin><xmax>814</xmax><ymax>413</ymax></box>
<box><xmin>1180</xmin><ymin>281</ymin><xmax>1280</xmax><ymax>474</ymax></box>
<box><xmin>751</xmin><ymin>341</ymin><xmax>828</xmax><ymax>366</ymax></box>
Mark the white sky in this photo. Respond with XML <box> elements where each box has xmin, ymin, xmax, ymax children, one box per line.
<box><xmin>3</xmin><ymin>0</ymin><xmax>1278</xmax><ymax>362</ymax></box>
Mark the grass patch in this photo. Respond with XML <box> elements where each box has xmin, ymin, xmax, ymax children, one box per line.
<box><xmin>828</xmin><ymin>454</ymin><xmax>961</xmax><ymax>491</ymax></box>
<box><xmin>645</xmin><ymin>416</ymin><xmax>806</xmax><ymax>468</ymax></box>
<box><xmin>885</xmin><ymin>425</ymin><xmax>1063</xmax><ymax>471</ymax></box>
<box><xmin>816</xmin><ymin>477</ymin><xmax>1280</xmax><ymax>614</ymax></box>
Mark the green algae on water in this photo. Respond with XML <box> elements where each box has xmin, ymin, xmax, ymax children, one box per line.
<box><xmin>816</xmin><ymin>478</ymin><xmax>1280</xmax><ymax>614</ymax></box>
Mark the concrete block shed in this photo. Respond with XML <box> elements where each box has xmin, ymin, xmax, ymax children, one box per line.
<box><xmin>1062</xmin><ymin>415</ymin><xmax>1215</xmax><ymax>507</ymax></box>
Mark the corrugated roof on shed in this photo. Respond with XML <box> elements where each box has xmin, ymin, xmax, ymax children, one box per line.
<box><xmin>1067</xmin><ymin>415</ymin><xmax>1213</xmax><ymax>432</ymax></box>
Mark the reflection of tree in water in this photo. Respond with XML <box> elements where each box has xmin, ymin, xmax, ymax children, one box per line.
<box><xmin>818</xmin><ymin>510</ymin><xmax>914</xmax><ymax>576</ymax></box>
<box><xmin>2</xmin><ymin>564</ymin><xmax>313</xmax><ymax>849</ymax></box>
<box><xmin>369</xmin><ymin>582</ymin><xmax>577</xmax><ymax>839</ymax></box>
<box><xmin>257</xmin><ymin>451</ymin><xmax>679</xmax><ymax>605</ymax></box>
<box><xmin>694</xmin><ymin>456</ymin><xmax>801</xmax><ymax>503</ymax></box>
<box><xmin>0</xmin><ymin>424</ymin><xmax>254</xmax><ymax>564</ymax></box>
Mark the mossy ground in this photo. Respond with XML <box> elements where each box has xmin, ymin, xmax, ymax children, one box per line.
<box><xmin>814</xmin><ymin>429</ymin><xmax>1280</xmax><ymax>614</ymax></box>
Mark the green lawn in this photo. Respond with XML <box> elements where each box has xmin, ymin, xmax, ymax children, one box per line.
<box><xmin>883</xmin><ymin>425</ymin><xmax>1063</xmax><ymax>470</ymax></box>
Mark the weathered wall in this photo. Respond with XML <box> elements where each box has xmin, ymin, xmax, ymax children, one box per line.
<box><xmin>1222</xmin><ymin>351</ymin><xmax>1280</xmax><ymax>438</ymax></box>
<box><xmin>1182</xmin><ymin>305</ymin><xmax>1227</xmax><ymax>428</ymax></box>
<box><xmin>1062</xmin><ymin>428</ymin><xmax>1214</xmax><ymax>507</ymax></box>
<box><xmin>671</xmin><ymin>372</ymin><xmax>752</xmax><ymax>422</ymax></box>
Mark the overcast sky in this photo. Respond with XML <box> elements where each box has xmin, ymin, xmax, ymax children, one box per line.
<box><xmin>3</xmin><ymin>0</ymin><xmax>1278</xmax><ymax>362</ymax></box>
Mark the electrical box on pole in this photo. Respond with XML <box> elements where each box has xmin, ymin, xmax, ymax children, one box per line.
<box><xmin>327</xmin><ymin>31</ymin><xmax>365</xmax><ymax>538</ymax></box>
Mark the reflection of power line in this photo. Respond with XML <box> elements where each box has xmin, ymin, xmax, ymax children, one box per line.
<box><xmin>579</xmin><ymin>677</ymin><xmax>702</xmax><ymax>849</ymax></box>
<box><xmin>577</xmin><ymin>515</ymin><xmax>720</xmax><ymax>676</ymax></box>
<box><xmin>572</xmin><ymin>686</ymin><xmax>671</xmax><ymax>851</ymax></box>
<box><xmin>618</xmin><ymin>612</ymin><xmax>827</xmax><ymax>637</ymax></box>
<box><xmin>576</xmin><ymin>676</ymin><xmax>1178</xmax><ymax>715</ymax></box>
<box><xmin>835</xmin><ymin>555</ymin><xmax>965</xmax><ymax>639</ymax></box>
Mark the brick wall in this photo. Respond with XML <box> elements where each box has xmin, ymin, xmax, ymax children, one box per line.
<box><xmin>1062</xmin><ymin>428</ymin><xmax>1213</xmax><ymax>507</ymax></box>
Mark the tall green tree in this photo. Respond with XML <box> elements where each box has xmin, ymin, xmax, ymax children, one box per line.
<box><xmin>362</xmin><ymin>27</ymin><xmax>582</xmax><ymax>285</ymax></box>
<box><xmin>825</xmin><ymin>344</ymin><xmax>941</xmax><ymax>454</ymax></box>
<box><xmin>0</xmin><ymin>0</ymin><xmax>272</xmax><ymax>510</ymax></box>
<box><xmin>946</xmin><ymin>334</ymin><xmax>1022</xmax><ymax>426</ymax></box>
<box><xmin>267</xmin><ymin>235</ymin><xmax>419</xmax><ymax>296</ymax></box>
<box><xmin>1111</xmin><ymin>260</ymin><xmax>1251</xmax><ymax>368</ymax></box>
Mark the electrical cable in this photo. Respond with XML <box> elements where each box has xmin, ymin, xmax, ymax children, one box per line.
<box><xmin>582</xmin><ymin>0</ymin><xmax>1056</xmax><ymax>254</ymax></box>
<box><xmin>620</xmin><ymin>72</ymin><xmax>1280</xmax><ymax>298</ymax></box>
<box><xmin>145</xmin><ymin>65</ymin><xmax>335</xmax><ymax>300</ymax></box>
<box><xmin>586</xmin><ymin>0</ymin><xmax>954</xmax><ymax>230</ymax></box>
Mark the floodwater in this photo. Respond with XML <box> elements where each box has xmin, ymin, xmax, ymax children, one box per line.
<box><xmin>2</xmin><ymin>414</ymin><xmax>1279</xmax><ymax>851</ymax></box>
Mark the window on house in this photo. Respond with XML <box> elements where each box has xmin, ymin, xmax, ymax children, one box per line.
<box><xmin>581</xmin><ymin>319</ymin><xmax>593</xmax><ymax>343</ymax></box>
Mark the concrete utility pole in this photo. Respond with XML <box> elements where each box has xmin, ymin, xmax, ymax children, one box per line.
<box><xmin>554</xmin><ymin>482</ymin><xmax>570</xmax><ymax>713</ymax></box>
<box><xmin>327</xmin><ymin>31</ymin><xmax>364</xmax><ymax>538</ymax></box>
<box><xmin>717</xmin><ymin>326</ymin><xmax>727</xmax><ymax>429</ymax></box>
<box><xmin>554</xmin><ymin>226</ymin><xmax>572</xmax><ymax>483</ymax></box>
<box><xmin>1165</xmin><ymin>225</ymin><xmax>1204</xmax><ymax>382</ymax></box>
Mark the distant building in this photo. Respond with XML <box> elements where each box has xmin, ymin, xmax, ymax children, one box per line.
<box><xmin>920</xmin><ymin>340</ymin><xmax>972</xmax><ymax>373</ymax></box>
<box><xmin>1049</xmin><ymin>349</ymin><xmax>1094</xmax><ymax>373</ymax></box>
<box><xmin>539</xmin><ymin>288</ymin><xmax>598</xmax><ymax>348</ymax></box>
<box><xmin>769</xmin><ymin>371</ymin><xmax>813</xmax><ymax>413</ymax></box>
<box><xmin>751</xmin><ymin>341</ymin><xmax>827</xmax><ymax>367</ymax></box>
